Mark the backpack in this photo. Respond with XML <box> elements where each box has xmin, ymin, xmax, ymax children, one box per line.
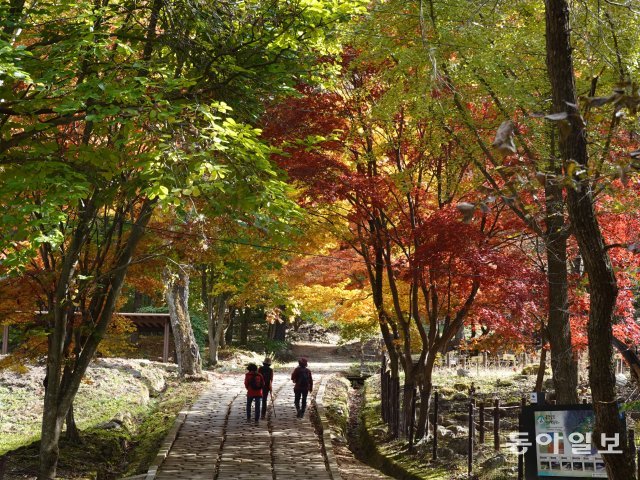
<box><xmin>249</xmin><ymin>373</ymin><xmax>263</xmax><ymax>390</ymax></box>
<box><xmin>297</xmin><ymin>367</ymin><xmax>309</xmax><ymax>390</ymax></box>
<box><xmin>259</xmin><ymin>366</ymin><xmax>272</xmax><ymax>386</ymax></box>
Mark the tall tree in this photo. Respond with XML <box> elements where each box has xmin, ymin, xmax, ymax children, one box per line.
<box><xmin>265</xmin><ymin>61</ymin><xmax>543</xmax><ymax>438</ymax></box>
<box><xmin>544</xmin><ymin>0</ymin><xmax>635</xmax><ymax>476</ymax></box>
<box><xmin>0</xmin><ymin>1</ymin><xmax>364</xmax><ymax>477</ymax></box>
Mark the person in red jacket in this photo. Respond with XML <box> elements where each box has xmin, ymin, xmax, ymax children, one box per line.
<box><xmin>244</xmin><ymin>363</ymin><xmax>265</xmax><ymax>422</ymax></box>
<box><xmin>258</xmin><ymin>357</ymin><xmax>273</xmax><ymax>419</ymax></box>
<box><xmin>291</xmin><ymin>357</ymin><xmax>313</xmax><ymax>418</ymax></box>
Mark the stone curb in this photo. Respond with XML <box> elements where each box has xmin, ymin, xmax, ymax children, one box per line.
<box><xmin>316</xmin><ymin>376</ymin><xmax>343</xmax><ymax>480</ymax></box>
<box><xmin>120</xmin><ymin>409</ymin><xmax>188</xmax><ymax>480</ymax></box>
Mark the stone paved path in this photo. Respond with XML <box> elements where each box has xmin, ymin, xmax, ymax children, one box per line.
<box><xmin>156</xmin><ymin>370</ymin><xmax>333</xmax><ymax>479</ymax></box>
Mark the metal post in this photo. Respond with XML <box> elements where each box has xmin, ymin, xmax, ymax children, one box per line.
<box><xmin>163</xmin><ymin>319</ymin><xmax>170</xmax><ymax>363</ymax></box>
<box><xmin>1</xmin><ymin>325</ymin><xmax>8</xmax><ymax>355</ymax></box>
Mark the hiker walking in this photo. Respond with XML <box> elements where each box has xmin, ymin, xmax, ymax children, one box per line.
<box><xmin>244</xmin><ymin>363</ymin><xmax>265</xmax><ymax>422</ymax></box>
<box><xmin>291</xmin><ymin>357</ymin><xmax>313</xmax><ymax>418</ymax></box>
<box><xmin>258</xmin><ymin>357</ymin><xmax>273</xmax><ymax>419</ymax></box>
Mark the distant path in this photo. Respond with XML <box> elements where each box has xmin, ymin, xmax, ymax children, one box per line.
<box><xmin>155</xmin><ymin>342</ymin><xmax>355</xmax><ymax>480</ymax></box>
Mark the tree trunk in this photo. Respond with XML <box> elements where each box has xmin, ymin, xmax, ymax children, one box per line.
<box><xmin>401</xmin><ymin>368</ymin><xmax>417</xmax><ymax>438</ymax></box>
<box><xmin>272</xmin><ymin>314</ymin><xmax>287</xmax><ymax>342</ymax></box>
<box><xmin>415</xmin><ymin>355</ymin><xmax>436</xmax><ymax>439</ymax></box>
<box><xmin>545</xmin><ymin>213</ymin><xmax>578</xmax><ymax>403</ymax></box>
<box><xmin>240</xmin><ymin>309</ymin><xmax>249</xmax><ymax>346</ymax></box>
<box><xmin>164</xmin><ymin>266</ymin><xmax>202</xmax><ymax>376</ymax></box>
<box><xmin>545</xmin><ymin>1</ymin><xmax>633</xmax><ymax>476</ymax></box>
<box><xmin>207</xmin><ymin>294</ymin><xmax>229</xmax><ymax>366</ymax></box>
<box><xmin>219</xmin><ymin>317</ymin><xmax>227</xmax><ymax>349</ymax></box>
<box><xmin>225</xmin><ymin>308</ymin><xmax>235</xmax><ymax>346</ymax></box>
<box><xmin>612</xmin><ymin>337</ymin><xmax>640</xmax><ymax>383</ymax></box>
<box><xmin>65</xmin><ymin>402</ymin><xmax>81</xmax><ymax>444</ymax></box>
<box><xmin>535</xmin><ymin>346</ymin><xmax>547</xmax><ymax>393</ymax></box>
<box><xmin>132</xmin><ymin>290</ymin><xmax>144</xmax><ymax>311</ymax></box>
<box><xmin>39</xmin><ymin>200</ymin><xmax>154</xmax><ymax>480</ymax></box>
<box><xmin>543</xmin><ymin>123</ymin><xmax>578</xmax><ymax>404</ymax></box>
<box><xmin>39</xmin><ymin>406</ymin><xmax>65</xmax><ymax>480</ymax></box>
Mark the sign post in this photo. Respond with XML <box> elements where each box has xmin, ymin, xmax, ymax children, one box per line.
<box><xmin>517</xmin><ymin>404</ymin><xmax>617</xmax><ymax>479</ymax></box>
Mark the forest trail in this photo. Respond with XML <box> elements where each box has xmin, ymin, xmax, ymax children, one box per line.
<box><xmin>155</xmin><ymin>371</ymin><xmax>331</xmax><ymax>480</ymax></box>
<box><xmin>152</xmin><ymin>342</ymin><xmax>389</xmax><ymax>480</ymax></box>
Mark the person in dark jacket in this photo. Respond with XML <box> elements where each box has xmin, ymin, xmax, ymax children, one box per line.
<box><xmin>291</xmin><ymin>357</ymin><xmax>313</xmax><ymax>418</ymax></box>
<box><xmin>244</xmin><ymin>363</ymin><xmax>265</xmax><ymax>422</ymax></box>
<box><xmin>258</xmin><ymin>357</ymin><xmax>273</xmax><ymax>419</ymax></box>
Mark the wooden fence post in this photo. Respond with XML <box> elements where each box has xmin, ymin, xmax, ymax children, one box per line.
<box><xmin>479</xmin><ymin>402</ymin><xmax>485</xmax><ymax>444</ymax></box>
<box><xmin>493</xmin><ymin>398</ymin><xmax>500</xmax><ymax>451</ymax></box>
<box><xmin>387</xmin><ymin>373</ymin><xmax>393</xmax><ymax>432</ymax></box>
<box><xmin>468</xmin><ymin>401</ymin><xmax>475</xmax><ymax>477</ymax></box>
<box><xmin>629</xmin><ymin>429</ymin><xmax>636</xmax><ymax>477</ymax></box>
<box><xmin>433</xmin><ymin>390</ymin><xmax>439</xmax><ymax>460</ymax></box>
<box><xmin>393</xmin><ymin>376</ymin><xmax>400</xmax><ymax>439</ymax></box>
<box><xmin>381</xmin><ymin>355</ymin><xmax>388</xmax><ymax>424</ymax></box>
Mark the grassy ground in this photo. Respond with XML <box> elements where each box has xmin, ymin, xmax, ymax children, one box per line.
<box><xmin>324</xmin><ymin>375</ymin><xmax>351</xmax><ymax>439</ymax></box>
<box><xmin>360</xmin><ymin>377</ymin><xmax>451</xmax><ymax>480</ymax></box>
<box><xmin>0</xmin><ymin>363</ymin><xmax>153</xmax><ymax>455</ymax></box>
<box><xmin>1</xmin><ymin>378</ymin><xmax>207</xmax><ymax>480</ymax></box>
<box><xmin>357</xmin><ymin>367</ymin><xmax>545</xmax><ymax>480</ymax></box>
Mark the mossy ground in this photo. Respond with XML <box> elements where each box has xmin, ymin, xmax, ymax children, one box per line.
<box><xmin>324</xmin><ymin>375</ymin><xmax>351</xmax><ymax>438</ymax></box>
<box><xmin>1</xmin><ymin>378</ymin><xmax>207</xmax><ymax>480</ymax></box>
<box><xmin>0</xmin><ymin>365</ymin><xmax>150</xmax><ymax>456</ymax></box>
<box><xmin>360</xmin><ymin>380</ymin><xmax>450</xmax><ymax>480</ymax></box>
<box><xmin>357</xmin><ymin>367</ymin><xmax>546</xmax><ymax>480</ymax></box>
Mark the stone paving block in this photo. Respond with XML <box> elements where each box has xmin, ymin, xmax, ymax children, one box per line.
<box><xmin>155</xmin><ymin>372</ymin><xmax>333</xmax><ymax>480</ymax></box>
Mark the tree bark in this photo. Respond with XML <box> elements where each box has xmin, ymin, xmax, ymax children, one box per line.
<box><xmin>224</xmin><ymin>308</ymin><xmax>235</xmax><ymax>345</ymax></box>
<box><xmin>207</xmin><ymin>294</ymin><xmax>229</xmax><ymax>366</ymax></box>
<box><xmin>164</xmin><ymin>266</ymin><xmax>202</xmax><ymax>376</ymax></box>
<box><xmin>201</xmin><ymin>266</ymin><xmax>230</xmax><ymax>366</ymax></box>
<box><xmin>272</xmin><ymin>314</ymin><xmax>287</xmax><ymax>342</ymax></box>
<box><xmin>240</xmin><ymin>309</ymin><xmax>249</xmax><ymax>345</ymax></box>
<box><xmin>64</xmin><ymin>402</ymin><xmax>81</xmax><ymax>444</ymax></box>
<box><xmin>415</xmin><ymin>355</ymin><xmax>437</xmax><ymax>439</ymax></box>
<box><xmin>544</xmin><ymin>201</ymin><xmax>578</xmax><ymax>403</ymax></box>
<box><xmin>535</xmin><ymin>346</ymin><xmax>548</xmax><ymax>393</ymax></box>
<box><xmin>39</xmin><ymin>200</ymin><xmax>154</xmax><ymax>480</ymax></box>
<box><xmin>612</xmin><ymin>337</ymin><xmax>640</xmax><ymax>383</ymax></box>
<box><xmin>545</xmin><ymin>0</ymin><xmax>633</xmax><ymax>476</ymax></box>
